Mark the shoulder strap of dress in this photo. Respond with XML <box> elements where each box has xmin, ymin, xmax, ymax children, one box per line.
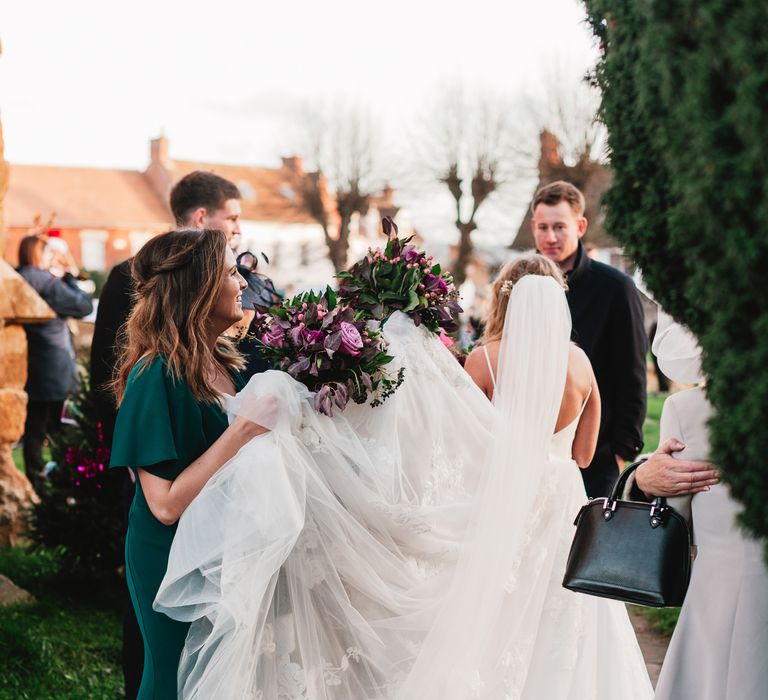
<box><xmin>482</xmin><ymin>345</ymin><xmax>496</xmax><ymax>389</ymax></box>
<box><xmin>579</xmin><ymin>383</ymin><xmax>592</xmax><ymax>415</ymax></box>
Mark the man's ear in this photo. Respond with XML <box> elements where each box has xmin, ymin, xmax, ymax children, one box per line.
<box><xmin>190</xmin><ymin>207</ymin><xmax>208</xmax><ymax>229</ymax></box>
<box><xmin>577</xmin><ymin>216</ymin><xmax>588</xmax><ymax>239</ymax></box>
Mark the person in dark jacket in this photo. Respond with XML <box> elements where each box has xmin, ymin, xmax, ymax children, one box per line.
<box><xmin>235</xmin><ymin>250</ymin><xmax>283</xmax><ymax>380</ymax></box>
<box><xmin>531</xmin><ymin>181</ymin><xmax>647</xmax><ymax>497</ymax></box>
<box><xmin>17</xmin><ymin>235</ymin><xmax>93</xmax><ymax>492</ymax></box>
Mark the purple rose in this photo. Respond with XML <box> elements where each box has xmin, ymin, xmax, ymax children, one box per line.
<box><xmin>436</xmin><ymin>277</ymin><xmax>449</xmax><ymax>295</ymax></box>
<box><xmin>338</xmin><ymin>321</ymin><xmax>363</xmax><ymax>357</ymax></box>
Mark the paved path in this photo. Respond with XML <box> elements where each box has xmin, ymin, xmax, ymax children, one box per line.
<box><xmin>628</xmin><ymin>607</ymin><xmax>670</xmax><ymax>688</ymax></box>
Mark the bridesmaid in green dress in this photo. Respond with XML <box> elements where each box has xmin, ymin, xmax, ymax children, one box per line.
<box><xmin>109</xmin><ymin>229</ymin><xmax>266</xmax><ymax>699</ymax></box>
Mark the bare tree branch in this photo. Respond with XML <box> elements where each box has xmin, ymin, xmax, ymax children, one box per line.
<box><xmin>416</xmin><ymin>86</ymin><xmax>528</xmax><ymax>287</ymax></box>
<box><xmin>294</xmin><ymin>103</ymin><xmax>381</xmax><ymax>273</ymax></box>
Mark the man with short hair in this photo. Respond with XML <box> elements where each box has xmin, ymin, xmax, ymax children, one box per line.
<box><xmin>169</xmin><ymin>170</ymin><xmax>243</xmax><ymax>246</ymax></box>
<box><xmin>531</xmin><ymin>180</ymin><xmax>648</xmax><ymax>497</ymax></box>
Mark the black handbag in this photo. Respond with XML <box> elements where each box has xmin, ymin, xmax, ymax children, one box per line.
<box><xmin>562</xmin><ymin>458</ymin><xmax>693</xmax><ymax>607</ymax></box>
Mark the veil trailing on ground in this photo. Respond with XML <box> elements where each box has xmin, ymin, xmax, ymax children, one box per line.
<box><xmin>397</xmin><ymin>274</ymin><xmax>572</xmax><ymax>698</ymax></box>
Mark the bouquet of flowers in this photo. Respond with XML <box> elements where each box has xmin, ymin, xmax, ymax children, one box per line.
<box><xmin>337</xmin><ymin>217</ymin><xmax>463</xmax><ymax>334</ymax></box>
<box><xmin>253</xmin><ymin>287</ymin><xmax>404</xmax><ymax>416</ymax></box>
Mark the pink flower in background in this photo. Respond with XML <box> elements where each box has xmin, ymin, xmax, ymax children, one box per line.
<box><xmin>439</xmin><ymin>329</ymin><xmax>454</xmax><ymax>349</ymax></box>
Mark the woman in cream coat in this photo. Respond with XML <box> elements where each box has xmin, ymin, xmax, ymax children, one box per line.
<box><xmin>633</xmin><ymin>310</ymin><xmax>768</xmax><ymax>700</ymax></box>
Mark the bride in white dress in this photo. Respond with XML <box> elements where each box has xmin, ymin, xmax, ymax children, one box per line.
<box><xmin>154</xmin><ymin>255</ymin><xmax>652</xmax><ymax>699</ymax></box>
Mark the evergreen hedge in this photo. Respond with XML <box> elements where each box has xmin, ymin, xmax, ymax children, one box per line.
<box><xmin>585</xmin><ymin>0</ymin><xmax>768</xmax><ymax>545</ymax></box>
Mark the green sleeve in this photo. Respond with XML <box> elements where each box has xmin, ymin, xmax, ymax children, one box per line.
<box><xmin>110</xmin><ymin>357</ymin><xmax>195</xmax><ymax>481</ymax></box>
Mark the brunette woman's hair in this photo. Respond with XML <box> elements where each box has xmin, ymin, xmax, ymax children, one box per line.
<box><xmin>18</xmin><ymin>235</ymin><xmax>47</xmax><ymax>268</ymax></box>
<box><xmin>111</xmin><ymin>229</ymin><xmax>244</xmax><ymax>405</ymax></box>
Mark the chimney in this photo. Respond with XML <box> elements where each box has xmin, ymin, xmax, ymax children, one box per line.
<box><xmin>145</xmin><ymin>135</ymin><xmax>174</xmax><ymax>207</ymax></box>
<box><xmin>150</xmin><ymin>135</ymin><xmax>170</xmax><ymax>167</ymax></box>
<box><xmin>281</xmin><ymin>156</ymin><xmax>304</xmax><ymax>177</ymax></box>
<box><xmin>538</xmin><ymin>130</ymin><xmax>562</xmax><ymax>177</ymax></box>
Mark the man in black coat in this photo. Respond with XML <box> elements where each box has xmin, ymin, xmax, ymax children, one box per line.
<box><xmin>531</xmin><ymin>181</ymin><xmax>647</xmax><ymax>498</ymax></box>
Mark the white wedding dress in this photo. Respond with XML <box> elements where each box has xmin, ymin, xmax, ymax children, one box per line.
<box><xmin>155</xmin><ymin>278</ymin><xmax>652</xmax><ymax>699</ymax></box>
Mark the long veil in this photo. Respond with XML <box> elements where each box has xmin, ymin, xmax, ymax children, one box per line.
<box><xmin>397</xmin><ymin>275</ymin><xmax>572</xmax><ymax>698</ymax></box>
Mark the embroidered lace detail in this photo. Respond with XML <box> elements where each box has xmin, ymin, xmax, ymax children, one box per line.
<box><xmin>299</xmin><ymin>424</ymin><xmax>325</xmax><ymax>452</ymax></box>
<box><xmin>277</xmin><ymin>654</ymin><xmax>308</xmax><ymax>699</ymax></box>
<box><xmin>373</xmin><ymin>500</ymin><xmax>432</xmax><ymax>535</ymax></box>
<box><xmin>422</xmin><ymin>441</ymin><xmax>468</xmax><ymax>506</ymax></box>
<box><xmin>322</xmin><ymin>646</ymin><xmax>363</xmax><ymax>686</ymax></box>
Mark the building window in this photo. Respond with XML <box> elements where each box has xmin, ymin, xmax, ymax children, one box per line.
<box><xmin>79</xmin><ymin>229</ymin><xmax>109</xmax><ymax>271</ymax></box>
<box><xmin>129</xmin><ymin>231</ymin><xmax>154</xmax><ymax>256</ymax></box>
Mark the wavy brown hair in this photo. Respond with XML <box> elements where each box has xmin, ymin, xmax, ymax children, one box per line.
<box><xmin>483</xmin><ymin>254</ymin><xmax>567</xmax><ymax>343</ymax></box>
<box><xmin>111</xmin><ymin>229</ymin><xmax>244</xmax><ymax>406</ymax></box>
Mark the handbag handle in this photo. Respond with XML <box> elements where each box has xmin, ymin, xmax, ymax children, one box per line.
<box><xmin>603</xmin><ymin>458</ymin><xmax>669</xmax><ymax>525</ymax></box>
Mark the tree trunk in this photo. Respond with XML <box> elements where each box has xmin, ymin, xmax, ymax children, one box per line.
<box><xmin>451</xmin><ymin>222</ymin><xmax>476</xmax><ymax>288</ymax></box>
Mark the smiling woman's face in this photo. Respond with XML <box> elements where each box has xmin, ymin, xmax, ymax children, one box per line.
<box><xmin>208</xmin><ymin>246</ymin><xmax>247</xmax><ymax>334</ymax></box>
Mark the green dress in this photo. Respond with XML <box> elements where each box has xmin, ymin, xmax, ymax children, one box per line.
<box><xmin>110</xmin><ymin>356</ymin><xmax>244</xmax><ymax>700</ymax></box>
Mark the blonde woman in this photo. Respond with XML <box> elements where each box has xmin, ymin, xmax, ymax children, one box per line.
<box><xmin>402</xmin><ymin>255</ymin><xmax>653</xmax><ymax>699</ymax></box>
<box><xmin>464</xmin><ymin>254</ymin><xmax>601</xmax><ymax>467</ymax></box>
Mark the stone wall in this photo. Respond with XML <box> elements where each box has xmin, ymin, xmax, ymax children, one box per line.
<box><xmin>0</xmin><ymin>101</ymin><xmax>54</xmax><ymax>545</ymax></box>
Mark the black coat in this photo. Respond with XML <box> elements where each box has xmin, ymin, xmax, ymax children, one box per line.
<box><xmin>565</xmin><ymin>243</ymin><xmax>647</xmax><ymax>494</ymax></box>
<box><xmin>19</xmin><ymin>266</ymin><xmax>93</xmax><ymax>402</ymax></box>
<box><xmin>89</xmin><ymin>259</ymin><xmax>134</xmax><ymax>444</ymax></box>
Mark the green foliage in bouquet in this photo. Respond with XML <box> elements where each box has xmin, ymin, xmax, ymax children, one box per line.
<box><xmin>252</xmin><ymin>286</ymin><xmax>404</xmax><ymax>416</ymax></box>
<box><xmin>32</xmin><ymin>376</ymin><xmax>125</xmax><ymax>581</ymax></box>
<box><xmin>337</xmin><ymin>217</ymin><xmax>462</xmax><ymax>335</ymax></box>
<box><xmin>585</xmin><ymin>0</ymin><xmax>768</xmax><ymax>547</ymax></box>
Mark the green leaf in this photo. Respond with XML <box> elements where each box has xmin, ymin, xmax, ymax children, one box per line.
<box><xmin>431</xmin><ymin>263</ymin><xmax>441</xmax><ymax>275</ymax></box>
<box><xmin>403</xmin><ymin>289</ymin><xmax>420</xmax><ymax>312</ymax></box>
<box><xmin>326</xmin><ymin>286</ymin><xmax>337</xmax><ymax>310</ymax></box>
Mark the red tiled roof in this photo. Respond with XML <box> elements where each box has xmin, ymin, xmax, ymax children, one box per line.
<box><xmin>167</xmin><ymin>160</ymin><xmax>317</xmax><ymax>225</ymax></box>
<box><xmin>6</xmin><ymin>164</ymin><xmax>172</xmax><ymax>230</ymax></box>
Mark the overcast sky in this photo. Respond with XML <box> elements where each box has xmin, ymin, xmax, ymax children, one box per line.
<box><xmin>1</xmin><ymin>0</ymin><xmax>599</xmax><ymax>243</ymax></box>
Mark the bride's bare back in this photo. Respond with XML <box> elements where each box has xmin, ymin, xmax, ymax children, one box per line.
<box><xmin>464</xmin><ymin>340</ymin><xmax>601</xmax><ymax>467</ymax></box>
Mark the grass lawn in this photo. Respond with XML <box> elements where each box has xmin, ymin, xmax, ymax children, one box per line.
<box><xmin>0</xmin><ymin>549</ymin><xmax>124</xmax><ymax>699</ymax></box>
<box><xmin>643</xmin><ymin>393</ymin><xmax>666</xmax><ymax>453</ymax></box>
<box><xmin>638</xmin><ymin>392</ymin><xmax>682</xmax><ymax>636</ymax></box>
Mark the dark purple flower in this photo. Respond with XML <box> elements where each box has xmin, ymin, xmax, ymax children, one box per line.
<box><xmin>338</xmin><ymin>322</ymin><xmax>363</xmax><ymax>357</ymax></box>
<box><xmin>287</xmin><ymin>355</ymin><xmax>311</xmax><ymax>377</ymax></box>
<box><xmin>303</xmin><ymin>329</ymin><xmax>326</xmax><ymax>346</ymax></box>
<box><xmin>403</xmin><ymin>247</ymin><xmax>421</xmax><ymax>264</ymax></box>
<box><xmin>314</xmin><ymin>384</ymin><xmax>333</xmax><ymax>416</ymax></box>
<box><xmin>332</xmin><ymin>382</ymin><xmax>349</xmax><ymax>410</ymax></box>
<box><xmin>262</xmin><ymin>323</ymin><xmax>286</xmax><ymax>349</ymax></box>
